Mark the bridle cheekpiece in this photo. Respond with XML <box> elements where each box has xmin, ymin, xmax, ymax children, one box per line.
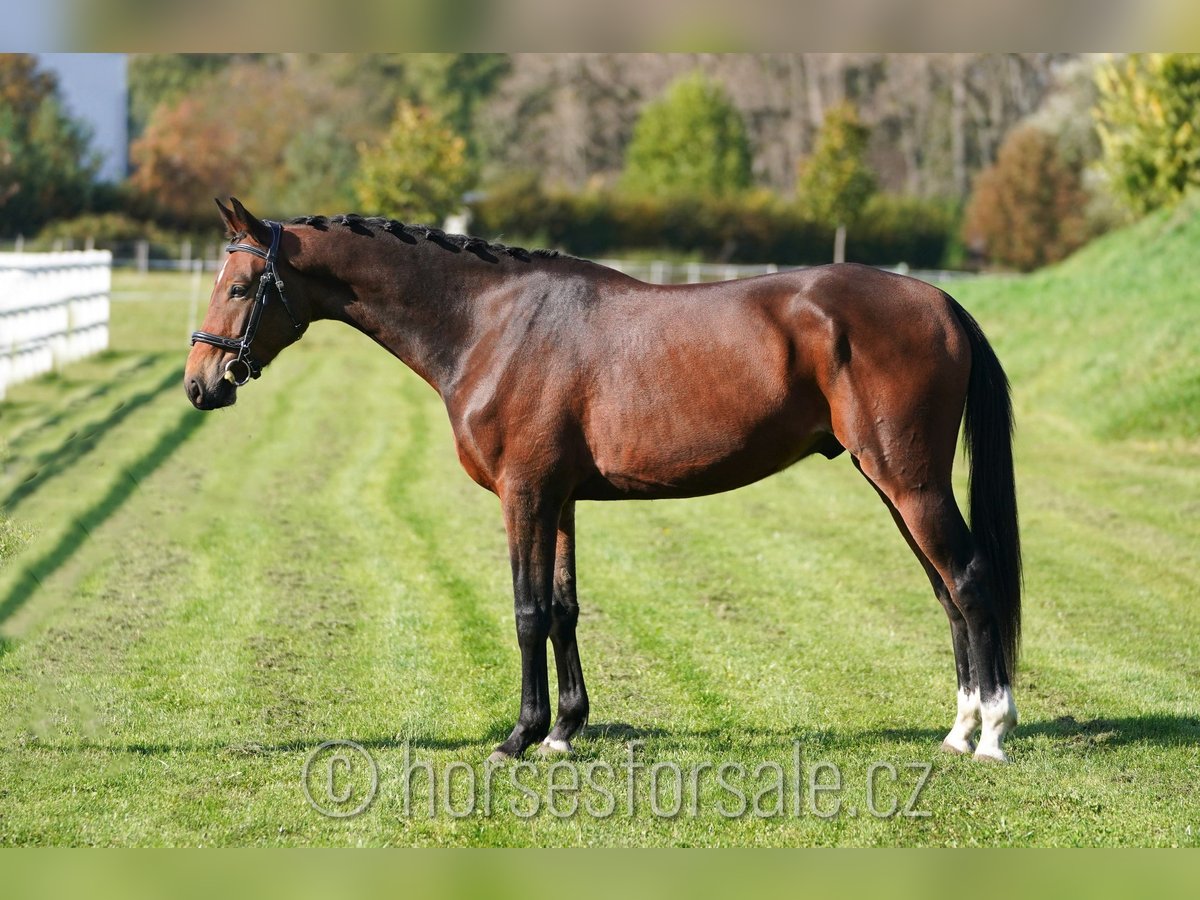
<box><xmin>190</xmin><ymin>220</ymin><xmax>305</xmax><ymax>386</ymax></box>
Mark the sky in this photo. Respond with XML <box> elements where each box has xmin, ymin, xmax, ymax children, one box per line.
<box><xmin>0</xmin><ymin>3</ymin><xmax>59</xmax><ymax>50</ymax></box>
<box><xmin>37</xmin><ymin>53</ymin><xmax>129</xmax><ymax>183</ymax></box>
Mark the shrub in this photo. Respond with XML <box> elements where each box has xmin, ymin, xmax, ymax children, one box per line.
<box><xmin>471</xmin><ymin>181</ymin><xmax>953</xmax><ymax>268</ymax></box>
<box><xmin>36</xmin><ymin>212</ymin><xmax>166</xmax><ymax>244</ymax></box>
<box><xmin>32</xmin><ymin>212</ymin><xmax>218</xmax><ymax>260</ymax></box>
<box><xmin>962</xmin><ymin>125</ymin><xmax>1091</xmax><ymax>271</ymax></box>
<box><xmin>1095</xmin><ymin>53</ymin><xmax>1200</xmax><ymax>216</ymax></box>
<box><xmin>0</xmin><ymin>515</ymin><xmax>31</xmax><ymax>565</ymax></box>
<box><xmin>850</xmin><ymin>195</ymin><xmax>958</xmax><ymax>268</ymax></box>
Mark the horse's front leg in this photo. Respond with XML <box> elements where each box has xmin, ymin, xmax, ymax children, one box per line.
<box><xmin>540</xmin><ymin>500</ymin><xmax>589</xmax><ymax>755</ymax></box>
<box><xmin>488</xmin><ymin>487</ymin><xmax>561</xmax><ymax>763</ymax></box>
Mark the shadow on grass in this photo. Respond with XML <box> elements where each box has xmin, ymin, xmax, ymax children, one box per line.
<box><xmin>0</xmin><ymin>405</ymin><xmax>207</xmax><ymax>637</ymax></box>
<box><xmin>2</xmin><ymin>354</ymin><xmax>159</xmax><ymax>442</ymax></box>
<box><xmin>8</xmin><ymin>713</ymin><xmax>1196</xmax><ymax>758</ymax></box>
<box><xmin>869</xmin><ymin>713</ymin><xmax>1200</xmax><ymax>750</ymax></box>
<box><xmin>1</xmin><ymin>363</ymin><xmax>184</xmax><ymax>514</ymax></box>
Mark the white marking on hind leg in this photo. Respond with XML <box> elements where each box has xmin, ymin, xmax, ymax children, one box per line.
<box><xmin>974</xmin><ymin>686</ymin><xmax>1018</xmax><ymax>762</ymax></box>
<box><xmin>942</xmin><ymin>688</ymin><xmax>981</xmax><ymax>754</ymax></box>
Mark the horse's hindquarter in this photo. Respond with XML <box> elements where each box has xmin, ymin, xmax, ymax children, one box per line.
<box><xmin>573</xmin><ymin>277</ymin><xmax>837</xmax><ymax>500</ymax></box>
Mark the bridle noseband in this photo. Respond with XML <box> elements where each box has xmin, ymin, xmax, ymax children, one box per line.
<box><xmin>190</xmin><ymin>220</ymin><xmax>305</xmax><ymax>386</ymax></box>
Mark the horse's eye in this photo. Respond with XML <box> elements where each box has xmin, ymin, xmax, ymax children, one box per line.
<box><xmin>230</xmin><ymin>284</ymin><xmax>247</xmax><ymax>298</ymax></box>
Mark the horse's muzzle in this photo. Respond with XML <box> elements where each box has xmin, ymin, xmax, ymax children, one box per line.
<box><xmin>185</xmin><ymin>374</ymin><xmax>236</xmax><ymax>410</ymax></box>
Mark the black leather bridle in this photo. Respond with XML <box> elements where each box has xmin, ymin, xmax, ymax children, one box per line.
<box><xmin>190</xmin><ymin>220</ymin><xmax>305</xmax><ymax>386</ymax></box>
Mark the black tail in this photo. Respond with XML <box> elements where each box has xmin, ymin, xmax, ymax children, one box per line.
<box><xmin>946</xmin><ymin>293</ymin><xmax>1022</xmax><ymax>680</ymax></box>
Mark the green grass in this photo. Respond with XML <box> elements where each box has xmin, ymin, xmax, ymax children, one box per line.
<box><xmin>0</xmin><ymin>199</ymin><xmax>1197</xmax><ymax>846</ymax></box>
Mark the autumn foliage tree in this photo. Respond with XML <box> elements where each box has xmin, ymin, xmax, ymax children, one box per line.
<box><xmin>129</xmin><ymin>62</ymin><xmax>373</xmax><ymax>228</ymax></box>
<box><xmin>354</xmin><ymin>101</ymin><xmax>473</xmax><ymax>224</ymax></box>
<box><xmin>127</xmin><ymin>95</ymin><xmax>236</xmax><ymax>226</ymax></box>
<box><xmin>962</xmin><ymin>124</ymin><xmax>1090</xmax><ymax>271</ymax></box>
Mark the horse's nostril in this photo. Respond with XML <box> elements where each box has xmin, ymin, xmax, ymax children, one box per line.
<box><xmin>187</xmin><ymin>377</ymin><xmax>204</xmax><ymax>406</ymax></box>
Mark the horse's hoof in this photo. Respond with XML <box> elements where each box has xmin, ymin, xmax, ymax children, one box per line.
<box><xmin>487</xmin><ymin>749</ymin><xmax>515</xmax><ymax>765</ymax></box>
<box><xmin>538</xmin><ymin>738</ymin><xmax>572</xmax><ymax>756</ymax></box>
<box><xmin>941</xmin><ymin>738</ymin><xmax>975</xmax><ymax>755</ymax></box>
<box><xmin>973</xmin><ymin>747</ymin><xmax>1009</xmax><ymax>763</ymax></box>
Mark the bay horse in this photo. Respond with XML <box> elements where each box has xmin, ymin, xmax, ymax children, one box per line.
<box><xmin>186</xmin><ymin>199</ymin><xmax>1021</xmax><ymax>763</ymax></box>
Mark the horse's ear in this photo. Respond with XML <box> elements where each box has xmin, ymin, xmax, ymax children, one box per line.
<box><xmin>229</xmin><ymin>197</ymin><xmax>273</xmax><ymax>246</ymax></box>
<box><xmin>215</xmin><ymin>198</ymin><xmax>237</xmax><ymax>236</ymax></box>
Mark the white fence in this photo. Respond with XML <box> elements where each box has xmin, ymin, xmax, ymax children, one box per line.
<box><xmin>0</xmin><ymin>250</ymin><xmax>112</xmax><ymax>401</ymax></box>
<box><xmin>594</xmin><ymin>258</ymin><xmax>976</xmax><ymax>285</ymax></box>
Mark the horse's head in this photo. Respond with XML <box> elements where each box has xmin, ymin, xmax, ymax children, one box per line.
<box><xmin>184</xmin><ymin>198</ymin><xmax>307</xmax><ymax>410</ymax></box>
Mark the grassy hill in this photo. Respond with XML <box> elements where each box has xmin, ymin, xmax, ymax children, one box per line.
<box><xmin>952</xmin><ymin>190</ymin><xmax>1200</xmax><ymax>444</ymax></box>
<box><xmin>0</xmin><ymin>206</ymin><xmax>1196</xmax><ymax>847</ymax></box>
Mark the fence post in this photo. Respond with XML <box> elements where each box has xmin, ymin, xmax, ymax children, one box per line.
<box><xmin>181</xmin><ymin>239</ymin><xmax>191</xmax><ymax>269</ymax></box>
<box><xmin>136</xmin><ymin>240</ymin><xmax>149</xmax><ymax>273</ymax></box>
<box><xmin>188</xmin><ymin>259</ymin><xmax>204</xmax><ymax>338</ymax></box>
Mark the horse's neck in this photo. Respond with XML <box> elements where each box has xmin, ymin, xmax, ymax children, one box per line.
<box><xmin>305</xmin><ymin>234</ymin><xmax>491</xmax><ymax>395</ymax></box>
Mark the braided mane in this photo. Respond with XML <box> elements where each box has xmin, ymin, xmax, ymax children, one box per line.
<box><xmin>285</xmin><ymin>213</ymin><xmax>569</xmax><ymax>264</ymax></box>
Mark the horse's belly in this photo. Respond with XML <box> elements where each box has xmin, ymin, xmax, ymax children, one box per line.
<box><xmin>579</xmin><ymin>399</ymin><xmax>831</xmax><ymax>500</ymax></box>
<box><xmin>573</xmin><ymin>302</ymin><xmax>833</xmax><ymax>500</ymax></box>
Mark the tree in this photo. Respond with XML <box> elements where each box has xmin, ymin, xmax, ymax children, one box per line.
<box><xmin>128</xmin><ymin>61</ymin><xmax>372</xmax><ymax>227</ymax></box>
<box><xmin>962</xmin><ymin>125</ymin><xmax>1090</xmax><ymax>271</ymax></box>
<box><xmin>483</xmin><ymin>54</ymin><xmax>1066</xmax><ymax>198</ymax></box>
<box><xmin>127</xmin><ymin>94</ymin><xmax>240</xmax><ymax>226</ymax></box>
<box><xmin>620</xmin><ymin>72</ymin><xmax>752</xmax><ymax>198</ymax></box>
<box><xmin>795</xmin><ymin>102</ymin><xmax>877</xmax><ymax>262</ymax></box>
<box><xmin>1094</xmin><ymin>53</ymin><xmax>1200</xmax><ymax>216</ymax></box>
<box><xmin>405</xmin><ymin>54</ymin><xmax>509</xmax><ymax>164</ymax></box>
<box><xmin>0</xmin><ymin>54</ymin><xmax>56</xmax><ymax>119</ymax></box>
<box><xmin>354</xmin><ymin>101</ymin><xmax>472</xmax><ymax>224</ymax></box>
<box><xmin>0</xmin><ymin>54</ymin><xmax>100</xmax><ymax>236</ymax></box>
<box><xmin>127</xmin><ymin>53</ymin><xmax>236</xmax><ymax>136</ymax></box>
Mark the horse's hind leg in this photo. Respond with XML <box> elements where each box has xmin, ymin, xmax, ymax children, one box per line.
<box><xmin>541</xmin><ymin>500</ymin><xmax>590</xmax><ymax>755</ymax></box>
<box><xmin>854</xmin><ymin>461</ymin><xmax>980</xmax><ymax>753</ymax></box>
<box><xmin>861</xmin><ymin>464</ymin><xmax>1018</xmax><ymax>761</ymax></box>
